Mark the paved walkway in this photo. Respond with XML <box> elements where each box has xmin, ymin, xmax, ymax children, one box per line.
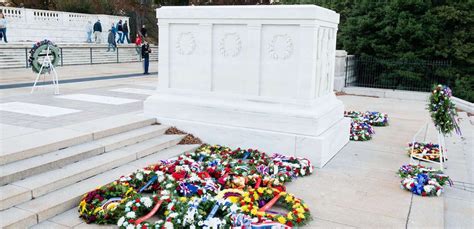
<box><xmin>0</xmin><ymin>62</ymin><xmax>158</xmax><ymax>87</ymax></box>
<box><xmin>0</xmin><ymin>76</ymin><xmax>472</xmax><ymax>228</ymax></box>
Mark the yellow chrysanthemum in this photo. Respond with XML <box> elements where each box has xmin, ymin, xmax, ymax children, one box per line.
<box><xmin>93</xmin><ymin>207</ymin><xmax>102</xmax><ymax>214</ymax></box>
<box><xmin>303</xmin><ymin>203</ymin><xmax>309</xmax><ymax>209</ymax></box>
<box><xmin>297</xmin><ymin>207</ymin><xmax>305</xmax><ymax>213</ymax></box>
<box><xmin>266</xmin><ymin>189</ymin><xmax>273</xmax><ymax>194</ymax></box>
<box><xmin>125</xmin><ymin>187</ymin><xmax>134</xmax><ymax>196</ymax></box>
<box><xmin>243</xmin><ymin>192</ymin><xmax>250</xmax><ymax>197</ymax></box>
<box><xmin>277</xmin><ymin>216</ymin><xmax>287</xmax><ymax>224</ymax></box>
<box><xmin>257</xmin><ymin>187</ymin><xmax>264</xmax><ymax>194</ymax></box>
<box><xmin>164</xmin><ymin>210</ymin><xmax>170</xmax><ymax>216</ymax></box>
<box><xmin>107</xmin><ymin>202</ymin><xmax>118</xmax><ymax>211</ymax></box>
<box><xmin>79</xmin><ymin>200</ymin><xmax>86</xmax><ymax>214</ymax></box>
<box><xmin>180</xmin><ymin>197</ymin><xmax>187</xmax><ymax>202</ymax></box>
<box><xmin>244</xmin><ymin>197</ymin><xmax>251</xmax><ymax>202</ymax></box>
<box><xmin>287</xmin><ymin>212</ymin><xmax>294</xmax><ymax>220</ymax></box>
<box><xmin>251</xmin><ymin>208</ymin><xmax>258</xmax><ymax>215</ymax></box>
<box><xmin>228</xmin><ymin>196</ymin><xmax>239</xmax><ymax>203</ymax></box>
<box><xmin>285</xmin><ymin>195</ymin><xmax>293</xmax><ymax>202</ymax></box>
<box><xmin>241</xmin><ymin>206</ymin><xmax>248</xmax><ymax>212</ymax></box>
<box><xmin>280</xmin><ymin>192</ymin><xmax>287</xmax><ymax>196</ymax></box>
<box><xmin>253</xmin><ymin>193</ymin><xmax>259</xmax><ymax>200</ymax></box>
<box><xmin>298</xmin><ymin>213</ymin><xmax>305</xmax><ymax>219</ymax></box>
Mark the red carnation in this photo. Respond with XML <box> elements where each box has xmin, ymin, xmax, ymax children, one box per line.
<box><xmin>287</xmin><ymin>221</ymin><xmax>293</xmax><ymax>227</ymax></box>
<box><xmin>197</xmin><ymin>189</ymin><xmax>204</xmax><ymax>195</ymax></box>
<box><xmin>136</xmin><ymin>198</ymin><xmax>141</xmax><ymax>203</ymax></box>
<box><xmin>132</xmin><ymin>206</ymin><xmax>138</xmax><ymax>211</ymax></box>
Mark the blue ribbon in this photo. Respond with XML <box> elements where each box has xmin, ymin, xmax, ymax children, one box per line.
<box><xmin>138</xmin><ymin>175</ymin><xmax>157</xmax><ymax>193</ymax></box>
<box><xmin>206</xmin><ymin>202</ymin><xmax>220</xmax><ymax>220</ymax></box>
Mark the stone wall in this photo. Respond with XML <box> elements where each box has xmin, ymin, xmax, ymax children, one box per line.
<box><xmin>0</xmin><ymin>6</ymin><xmax>128</xmax><ymax>43</ymax></box>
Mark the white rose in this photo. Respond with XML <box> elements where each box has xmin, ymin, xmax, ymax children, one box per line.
<box><xmin>126</xmin><ymin>211</ymin><xmax>136</xmax><ymax>219</ymax></box>
<box><xmin>164</xmin><ymin>222</ymin><xmax>174</xmax><ymax>228</ymax></box>
<box><xmin>142</xmin><ymin>197</ymin><xmax>152</xmax><ymax>208</ymax></box>
<box><xmin>117</xmin><ymin>216</ymin><xmax>125</xmax><ymax>226</ymax></box>
<box><xmin>126</xmin><ymin>224</ymin><xmax>135</xmax><ymax>229</ymax></box>
<box><xmin>136</xmin><ymin>172</ymin><xmax>144</xmax><ymax>181</ymax></box>
<box><xmin>126</xmin><ymin>201</ymin><xmax>133</xmax><ymax>207</ymax></box>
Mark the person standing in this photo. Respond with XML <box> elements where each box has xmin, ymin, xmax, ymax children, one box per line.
<box><xmin>85</xmin><ymin>21</ymin><xmax>93</xmax><ymax>43</ymax></box>
<box><xmin>135</xmin><ymin>34</ymin><xmax>142</xmax><ymax>58</ymax></box>
<box><xmin>122</xmin><ymin>21</ymin><xmax>130</xmax><ymax>44</ymax></box>
<box><xmin>107</xmin><ymin>29</ymin><xmax>116</xmax><ymax>52</ymax></box>
<box><xmin>0</xmin><ymin>13</ymin><xmax>8</xmax><ymax>43</ymax></box>
<box><xmin>116</xmin><ymin>20</ymin><xmax>123</xmax><ymax>44</ymax></box>
<box><xmin>141</xmin><ymin>41</ymin><xmax>151</xmax><ymax>74</ymax></box>
<box><xmin>140</xmin><ymin>24</ymin><xmax>147</xmax><ymax>38</ymax></box>
<box><xmin>93</xmin><ymin>19</ymin><xmax>102</xmax><ymax>43</ymax></box>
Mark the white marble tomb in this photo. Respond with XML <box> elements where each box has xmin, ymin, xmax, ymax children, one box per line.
<box><xmin>144</xmin><ymin>5</ymin><xmax>350</xmax><ymax>167</ymax></box>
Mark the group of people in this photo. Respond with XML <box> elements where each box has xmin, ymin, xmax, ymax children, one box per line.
<box><xmin>88</xmin><ymin>19</ymin><xmax>151</xmax><ymax>74</ymax></box>
<box><xmin>0</xmin><ymin>12</ymin><xmax>7</xmax><ymax>43</ymax></box>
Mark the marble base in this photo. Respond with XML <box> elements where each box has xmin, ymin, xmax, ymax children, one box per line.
<box><xmin>144</xmin><ymin>91</ymin><xmax>349</xmax><ymax>168</ymax></box>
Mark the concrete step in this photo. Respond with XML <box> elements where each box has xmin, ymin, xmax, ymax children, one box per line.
<box><xmin>0</xmin><ymin>144</ymin><xmax>199</xmax><ymax>228</ymax></box>
<box><xmin>0</xmin><ymin>124</ymin><xmax>168</xmax><ymax>185</ymax></box>
<box><xmin>0</xmin><ymin>134</ymin><xmax>184</xmax><ymax>210</ymax></box>
<box><xmin>0</xmin><ymin>113</ymin><xmax>156</xmax><ymax>165</ymax></box>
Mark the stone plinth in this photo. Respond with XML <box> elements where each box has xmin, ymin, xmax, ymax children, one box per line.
<box><xmin>144</xmin><ymin>5</ymin><xmax>349</xmax><ymax>167</ymax></box>
<box><xmin>0</xmin><ymin>7</ymin><xmax>128</xmax><ymax>43</ymax></box>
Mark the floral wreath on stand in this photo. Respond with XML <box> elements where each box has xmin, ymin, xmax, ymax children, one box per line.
<box><xmin>407</xmin><ymin>142</ymin><xmax>444</xmax><ymax>162</ymax></box>
<box><xmin>427</xmin><ymin>84</ymin><xmax>461</xmax><ymax>136</ymax></box>
<box><xmin>28</xmin><ymin>39</ymin><xmax>61</xmax><ymax>74</ymax></box>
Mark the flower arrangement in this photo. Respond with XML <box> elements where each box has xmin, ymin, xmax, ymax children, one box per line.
<box><xmin>79</xmin><ymin>144</ymin><xmax>315</xmax><ymax>228</ymax></box>
<box><xmin>349</xmin><ymin>120</ymin><xmax>375</xmax><ymax>141</ymax></box>
<box><xmin>345</xmin><ymin>110</ymin><xmax>388</xmax><ymax>141</ymax></box>
<box><xmin>427</xmin><ymin>84</ymin><xmax>461</xmax><ymax>135</ymax></box>
<box><xmin>79</xmin><ymin>182</ymin><xmax>136</xmax><ymax>224</ymax></box>
<box><xmin>397</xmin><ymin>164</ymin><xmax>452</xmax><ymax>197</ymax></box>
<box><xmin>239</xmin><ymin>187</ymin><xmax>311</xmax><ymax>227</ymax></box>
<box><xmin>407</xmin><ymin>142</ymin><xmax>444</xmax><ymax>162</ymax></box>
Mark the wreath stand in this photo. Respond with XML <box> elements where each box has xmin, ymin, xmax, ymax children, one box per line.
<box><xmin>30</xmin><ymin>45</ymin><xmax>60</xmax><ymax>95</ymax></box>
<box><xmin>409</xmin><ymin>121</ymin><xmax>447</xmax><ymax>171</ymax></box>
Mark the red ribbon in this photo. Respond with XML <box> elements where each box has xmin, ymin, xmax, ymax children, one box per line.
<box><xmin>135</xmin><ymin>199</ymin><xmax>163</xmax><ymax>225</ymax></box>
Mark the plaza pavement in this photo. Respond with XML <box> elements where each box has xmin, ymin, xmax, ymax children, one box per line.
<box><xmin>0</xmin><ymin>62</ymin><xmax>158</xmax><ymax>88</ymax></box>
<box><xmin>0</xmin><ymin>76</ymin><xmax>472</xmax><ymax>228</ymax></box>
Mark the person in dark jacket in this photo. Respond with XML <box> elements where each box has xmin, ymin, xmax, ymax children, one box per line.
<box><xmin>107</xmin><ymin>29</ymin><xmax>116</xmax><ymax>52</ymax></box>
<box><xmin>116</xmin><ymin>20</ymin><xmax>123</xmax><ymax>44</ymax></box>
<box><xmin>93</xmin><ymin>19</ymin><xmax>102</xmax><ymax>44</ymax></box>
<box><xmin>140</xmin><ymin>25</ymin><xmax>147</xmax><ymax>38</ymax></box>
<box><xmin>141</xmin><ymin>41</ymin><xmax>151</xmax><ymax>74</ymax></box>
<box><xmin>122</xmin><ymin>21</ymin><xmax>130</xmax><ymax>44</ymax></box>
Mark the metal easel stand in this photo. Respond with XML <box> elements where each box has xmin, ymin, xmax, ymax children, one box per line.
<box><xmin>409</xmin><ymin>121</ymin><xmax>446</xmax><ymax>172</ymax></box>
<box><xmin>31</xmin><ymin>45</ymin><xmax>60</xmax><ymax>95</ymax></box>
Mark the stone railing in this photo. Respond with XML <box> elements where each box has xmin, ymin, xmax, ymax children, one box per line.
<box><xmin>0</xmin><ymin>6</ymin><xmax>128</xmax><ymax>43</ymax></box>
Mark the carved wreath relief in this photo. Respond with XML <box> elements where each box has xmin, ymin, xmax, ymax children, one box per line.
<box><xmin>268</xmin><ymin>34</ymin><xmax>293</xmax><ymax>60</ymax></box>
<box><xmin>176</xmin><ymin>32</ymin><xmax>196</xmax><ymax>55</ymax></box>
<box><xmin>218</xmin><ymin>33</ymin><xmax>242</xmax><ymax>57</ymax></box>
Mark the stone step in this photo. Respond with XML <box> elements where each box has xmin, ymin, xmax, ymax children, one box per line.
<box><xmin>0</xmin><ymin>124</ymin><xmax>168</xmax><ymax>186</ymax></box>
<box><xmin>0</xmin><ymin>134</ymin><xmax>184</xmax><ymax>210</ymax></box>
<box><xmin>0</xmin><ymin>113</ymin><xmax>156</xmax><ymax>165</ymax></box>
<box><xmin>0</xmin><ymin>144</ymin><xmax>199</xmax><ymax>229</ymax></box>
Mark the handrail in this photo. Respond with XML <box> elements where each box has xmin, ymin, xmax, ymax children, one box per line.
<box><xmin>0</xmin><ymin>46</ymin><xmax>159</xmax><ymax>69</ymax></box>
